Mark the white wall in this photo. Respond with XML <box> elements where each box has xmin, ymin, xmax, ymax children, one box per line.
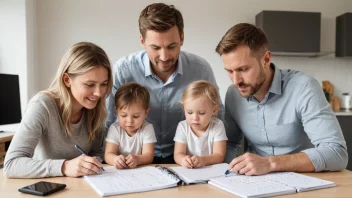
<box><xmin>0</xmin><ymin>0</ymin><xmax>29</xmax><ymax>116</ymax></box>
<box><xmin>8</xmin><ymin>0</ymin><xmax>352</xmax><ymax>111</ymax></box>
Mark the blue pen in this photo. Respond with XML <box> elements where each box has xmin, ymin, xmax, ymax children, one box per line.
<box><xmin>74</xmin><ymin>144</ymin><xmax>105</xmax><ymax>171</ymax></box>
<box><xmin>224</xmin><ymin>169</ymin><xmax>233</xmax><ymax>176</ymax></box>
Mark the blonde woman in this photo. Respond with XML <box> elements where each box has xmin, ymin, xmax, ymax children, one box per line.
<box><xmin>4</xmin><ymin>42</ymin><xmax>113</xmax><ymax>178</ymax></box>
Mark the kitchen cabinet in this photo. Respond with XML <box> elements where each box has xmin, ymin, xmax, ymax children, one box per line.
<box><xmin>336</xmin><ymin>13</ymin><xmax>352</xmax><ymax>57</ymax></box>
<box><xmin>336</xmin><ymin>115</ymin><xmax>352</xmax><ymax>170</ymax></box>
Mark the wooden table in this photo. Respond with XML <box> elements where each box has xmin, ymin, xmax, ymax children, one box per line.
<box><xmin>1</xmin><ymin>165</ymin><xmax>352</xmax><ymax>198</ymax></box>
<box><xmin>0</xmin><ymin>131</ymin><xmax>15</xmax><ymax>166</ymax></box>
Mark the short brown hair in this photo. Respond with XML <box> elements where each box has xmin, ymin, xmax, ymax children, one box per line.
<box><xmin>114</xmin><ymin>82</ymin><xmax>150</xmax><ymax>111</ymax></box>
<box><xmin>215</xmin><ymin>23</ymin><xmax>268</xmax><ymax>57</ymax></box>
<box><xmin>139</xmin><ymin>3</ymin><xmax>184</xmax><ymax>39</ymax></box>
<box><xmin>181</xmin><ymin>80</ymin><xmax>219</xmax><ymax>108</ymax></box>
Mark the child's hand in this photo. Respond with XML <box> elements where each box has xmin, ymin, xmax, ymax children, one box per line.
<box><xmin>126</xmin><ymin>154</ymin><xmax>138</xmax><ymax>169</ymax></box>
<box><xmin>191</xmin><ymin>155</ymin><xmax>204</xmax><ymax>168</ymax></box>
<box><xmin>114</xmin><ymin>155</ymin><xmax>128</xmax><ymax>169</ymax></box>
<box><xmin>181</xmin><ymin>155</ymin><xmax>194</xmax><ymax>168</ymax></box>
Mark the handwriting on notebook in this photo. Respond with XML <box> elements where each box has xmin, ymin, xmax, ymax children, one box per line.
<box><xmin>219</xmin><ymin>175</ymin><xmax>293</xmax><ymax>194</ymax></box>
<box><xmin>84</xmin><ymin>166</ymin><xmax>180</xmax><ymax>196</ymax></box>
<box><xmin>208</xmin><ymin>172</ymin><xmax>336</xmax><ymax>197</ymax></box>
<box><xmin>263</xmin><ymin>172</ymin><xmax>333</xmax><ymax>189</ymax></box>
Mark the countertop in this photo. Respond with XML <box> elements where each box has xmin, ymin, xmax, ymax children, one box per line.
<box><xmin>334</xmin><ymin>110</ymin><xmax>352</xmax><ymax>116</ymax></box>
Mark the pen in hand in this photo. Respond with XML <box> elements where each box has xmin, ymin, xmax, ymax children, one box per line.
<box><xmin>74</xmin><ymin>144</ymin><xmax>105</xmax><ymax>172</ymax></box>
<box><xmin>224</xmin><ymin>169</ymin><xmax>234</xmax><ymax>176</ymax></box>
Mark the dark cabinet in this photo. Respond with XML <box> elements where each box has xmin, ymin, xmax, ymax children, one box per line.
<box><xmin>336</xmin><ymin>116</ymin><xmax>352</xmax><ymax>170</ymax></box>
<box><xmin>336</xmin><ymin>13</ymin><xmax>352</xmax><ymax>57</ymax></box>
<box><xmin>255</xmin><ymin>11</ymin><xmax>321</xmax><ymax>55</ymax></box>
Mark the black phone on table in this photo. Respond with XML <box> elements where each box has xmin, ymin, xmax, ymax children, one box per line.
<box><xmin>18</xmin><ymin>181</ymin><xmax>66</xmax><ymax>196</ymax></box>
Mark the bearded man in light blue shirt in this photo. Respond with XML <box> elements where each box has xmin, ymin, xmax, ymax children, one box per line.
<box><xmin>106</xmin><ymin>3</ymin><xmax>223</xmax><ymax>164</ymax></box>
<box><xmin>216</xmin><ymin>23</ymin><xmax>348</xmax><ymax>175</ymax></box>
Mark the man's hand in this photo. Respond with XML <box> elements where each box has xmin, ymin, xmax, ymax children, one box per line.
<box><xmin>228</xmin><ymin>152</ymin><xmax>272</xmax><ymax>176</ymax></box>
<box><xmin>126</xmin><ymin>154</ymin><xmax>138</xmax><ymax>169</ymax></box>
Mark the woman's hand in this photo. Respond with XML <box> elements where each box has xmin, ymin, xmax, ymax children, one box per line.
<box><xmin>61</xmin><ymin>155</ymin><xmax>103</xmax><ymax>177</ymax></box>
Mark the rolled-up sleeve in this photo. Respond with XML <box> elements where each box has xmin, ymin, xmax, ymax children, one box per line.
<box><xmin>297</xmin><ymin>79</ymin><xmax>348</xmax><ymax>171</ymax></box>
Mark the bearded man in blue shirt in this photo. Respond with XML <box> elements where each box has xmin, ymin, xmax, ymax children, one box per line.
<box><xmin>216</xmin><ymin>23</ymin><xmax>348</xmax><ymax>175</ymax></box>
<box><xmin>106</xmin><ymin>3</ymin><xmax>223</xmax><ymax>164</ymax></box>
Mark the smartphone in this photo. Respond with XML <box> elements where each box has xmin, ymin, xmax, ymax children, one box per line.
<box><xmin>18</xmin><ymin>181</ymin><xmax>66</xmax><ymax>196</ymax></box>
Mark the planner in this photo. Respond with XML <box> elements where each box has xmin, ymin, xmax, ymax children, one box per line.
<box><xmin>169</xmin><ymin>163</ymin><xmax>229</xmax><ymax>184</ymax></box>
<box><xmin>208</xmin><ymin>172</ymin><xmax>336</xmax><ymax>198</ymax></box>
<box><xmin>84</xmin><ymin>166</ymin><xmax>180</xmax><ymax>197</ymax></box>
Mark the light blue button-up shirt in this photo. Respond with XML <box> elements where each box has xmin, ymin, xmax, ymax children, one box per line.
<box><xmin>225</xmin><ymin>63</ymin><xmax>348</xmax><ymax>171</ymax></box>
<box><xmin>106</xmin><ymin>50</ymin><xmax>223</xmax><ymax>158</ymax></box>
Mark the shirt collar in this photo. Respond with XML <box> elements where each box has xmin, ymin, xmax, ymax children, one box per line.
<box><xmin>143</xmin><ymin>53</ymin><xmax>152</xmax><ymax>77</ymax></box>
<box><xmin>143</xmin><ymin>52</ymin><xmax>183</xmax><ymax>77</ymax></box>
<box><xmin>268</xmin><ymin>63</ymin><xmax>282</xmax><ymax>95</ymax></box>
<box><xmin>247</xmin><ymin>63</ymin><xmax>282</xmax><ymax>102</ymax></box>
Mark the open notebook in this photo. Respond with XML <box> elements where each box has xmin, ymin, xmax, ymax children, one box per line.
<box><xmin>169</xmin><ymin>163</ymin><xmax>229</xmax><ymax>184</ymax></box>
<box><xmin>84</xmin><ymin>166</ymin><xmax>180</xmax><ymax>197</ymax></box>
<box><xmin>208</xmin><ymin>172</ymin><xmax>336</xmax><ymax>198</ymax></box>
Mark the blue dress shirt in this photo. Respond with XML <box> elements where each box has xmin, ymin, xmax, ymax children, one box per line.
<box><xmin>106</xmin><ymin>50</ymin><xmax>223</xmax><ymax>158</ymax></box>
<box><xmin>225</xmin><ymin>63</ymin><xmax>348</xmax><ymax>171</ymax></box>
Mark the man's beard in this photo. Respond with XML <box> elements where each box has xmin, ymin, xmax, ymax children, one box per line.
<box><xmin>238</xmin><ymin>67</ymin><xmax>266</xmax><ymax>98</ymax></box>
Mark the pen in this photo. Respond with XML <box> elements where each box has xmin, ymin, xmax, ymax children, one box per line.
<box><xmin>224</xmin><ymin>169</ymin><xmax>233</xmax><ymax>176</ymax></box>
<box><xmin>74</xmin><ymin>144</ymin><xmax>105</xmax><ymax>171</ymax></box>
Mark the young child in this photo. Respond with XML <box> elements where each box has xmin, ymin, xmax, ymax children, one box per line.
<box><xmin>174</xmin><ymin>80</ymin><xmax>227</xmax><ymax>168</ymax></box>
<box><xmin>105</xmin><ymin>82</ymin><xmax>156</xmax><ymax>169</ymax></box>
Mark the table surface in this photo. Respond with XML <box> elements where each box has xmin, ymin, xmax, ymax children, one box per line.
<box><xmin>0</xmin><ymin>131</ymin><xmax>15</xmax><ymax>143</ymax></box>
<box><xmin>1</xmin><ymin>165</ymin><xmax>352</xmax><ymax>198</ymax></box>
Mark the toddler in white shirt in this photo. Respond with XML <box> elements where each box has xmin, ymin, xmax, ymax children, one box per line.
<box><xmin>105</xmin><ymin>82</ymin><xmax>156</xmax><ymax>169</ymax></box>
<box><xmin>174</xmin><ymin>80</ymin><xmax>227</xmax><ymax>168</ymax></box>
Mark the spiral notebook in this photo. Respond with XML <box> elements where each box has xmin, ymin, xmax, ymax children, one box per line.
<box><xmin>208</xmin><ymin>172</ymin><xmax>336</xmax><ymax>198</ymax></box>
<box><xmin>169</xmin><ymin>163</ymin><xmax>229</xmax><ymax>184</ymax></box>
<box><xmin>84</xmin><ymin>166</ymin><xmax>180</xmax><ymax>197</ymax></box>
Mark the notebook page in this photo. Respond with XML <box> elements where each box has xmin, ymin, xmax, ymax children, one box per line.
<box><xmin>169</xmin><ymin>163</ymin><xmax>229</xmax><ymax>184</ymax></box>
<box><xmin>209</xmin><ymin>175</ymin><xmax>296</xmax><ymax>198</ymax></box>
<box><xmin>84</xmin><ymin>166</ymin><xmax>179</xmax><ymax>196</ymax></box>
<box><xmin>263</xmin><ymin>172</ymin><xmax>336</xmax><ymax>192</ymax></box>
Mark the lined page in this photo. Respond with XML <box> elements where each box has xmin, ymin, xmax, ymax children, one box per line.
<box><xmin>209</xmin><ymin>172</ymin><xmax>336</xmax><ymax>197</ymax></box>
<box><xmin>209</xmin><ymin>175</ymin><xmax>296</xmax><ymax>198</ymax></box>
<box><xmin>263</xmin><ymin>172</ymin><xmax>336</xmax><ymax>192</ymax></box>
<box><xmin>84</xmin><ymin>166</ymin><xmax>179</xmax><ymax>196</ymax></box>
<box><xmin>169</xmin><ymin>163</ymin><xmax>229</xmax><ymax>184</ymax></box>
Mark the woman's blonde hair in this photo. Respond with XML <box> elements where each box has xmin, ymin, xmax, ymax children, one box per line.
<box><xmin>181</xmin><ymin>80</ymin><xmax>219</xmax><ymax>108</ymax></box>
<box><xmin>43</xmin><ymin>42</ymin><xmax>112</xmax><ymax>142</ymax></box>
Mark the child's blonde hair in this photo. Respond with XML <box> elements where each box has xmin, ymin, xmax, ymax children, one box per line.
<box><xmin>114</xmin><ymin>82</ymin><xmax>150</xmax><ymax>111</ymax></box>
<box><xmin>181</xmin><ymin>80</ymin><xmax>219</xmax><ymax>107</ymax></box>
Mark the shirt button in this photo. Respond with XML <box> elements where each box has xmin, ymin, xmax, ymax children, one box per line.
<box><xmin>261</xmin><ymin>129</ymin><xmax>265</xmax><ymax>132</ymax></box>
<box><xmin>164</xmin><ymin>108</ymin><xmax>167</xmax><ymax>111</ymax></box>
